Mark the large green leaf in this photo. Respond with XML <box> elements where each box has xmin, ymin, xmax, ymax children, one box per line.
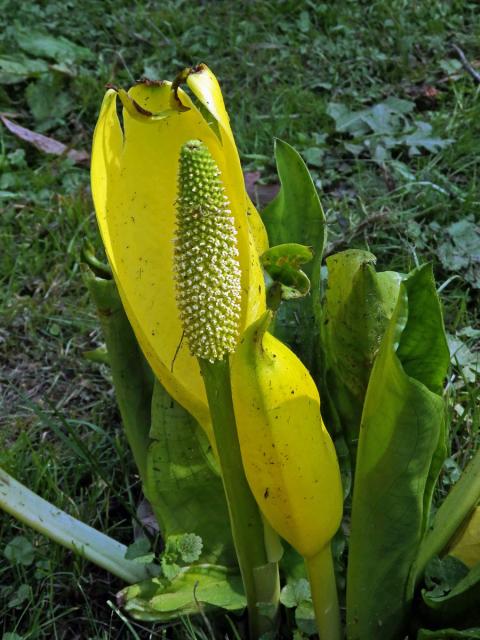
<box><xmin>261</xmin><ymin>138</ymin><xmax>326</xmax><ymax>372</ymax></box>
<box><xmin>420</xmin><ymin>561</ymin><xmax>480</xmax><ymax>629</ymax></box>
<box><xmin>320</xmin><ymin>249</ymin><xmax>402</xmax><ymax>450</ymax></box>
<box><xmin>146</xmin><ymin>381</ymin><xmax>235</xmax><ymax>565</ymax></box>
<box><xmin>346</xmin><ymin>264</ymin><xmax>450</xmax><ymax>640</ymax></box>
<box><xmin>119</xmin><ymin>564</ymin><xmax>245</xmax><ymax>621</ymax></box>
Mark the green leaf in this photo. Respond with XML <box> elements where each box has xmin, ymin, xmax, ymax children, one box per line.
<box><xmin>14</xmin><ymin>26</ymin><xmax>93</xmax><ymax>63</ymax></box>
<box><xmin>34</xmin><ymin>559</ymin><xmax>52</xmax><ymax>580</ymax></box>
<box><xmin>83</xmin><ymin>347</ymin><xmax>109</xmax><ymax>365</ymax></box>
<box><xmin>346</xmin><ymin>264</ymin><xmax>450</xmax><ymax>640</ymax></box>
<box><xmin>261</xmin><ymin>243</ymin><xmax>313</xmax><ymax>271</ymax></box>
<box><xmin>119</xmin><ymin>565</ymin><xmax>245</xmax><ymax>622</ymax></box>
<box><xmin>4</xmin><ymin>536</ymin><xmax>35</xmax><ymax>566</ymax></box>
<box><xmin>0</xmin><ymin>54</ymin><xmax>48</xmax><ymax>84</ymax></box>
<box><xmin>280</xmin><ymin>579</ymin><xmax>316</xmax><ymax>635</ymax></box>
<box><xmin>402</xmin><ymin>121</ymin><xmax>454</xmax><ymax>156</ymax></box>
<box><xmin>320</xmin><ymin>249</ymin><xmax>402</xmax><ymax>452</ymax></box>
<box><xmin>302</xmin><ymin>146</ymin><xmax>324</xmax><ymax>168</ymax></box>
<box><xmin>420</xmin><ymin>562</ymin><xmax>480</xmax><ymax>629</ymax></box>
<box><xmin>161</xmin><ymin>557</ymin><xmax>181</xmax><ymax>580</ymax></box>
<box><xmin>146</xmin><ymin>381</ymin><xmax>235</xmax><ymax>565</ymax></box>
<box><xmin>8</xmin><ymin>584</ymin><xmax>32</xmax><ymax>609</ymax></box>
<box><xmin>261</xmin><ymin>243</ymin><xmax>313</xmax><ymax>308</ymax></box>
<box><xmin>177</xmin><ymin>533</ymin><xmax>203</xmax><ymax>563</ymax></box>
<box><xmin>261</xmin><ymin>139</ymin><xmax>326</xmax><ymax>371</ymax></box>
<box><xmin>424</xmin><ymin>556</ymin><xmax>470</xmax><ymax>598</ymax></box>
<box><xmin>125</xmin><ymin>537</ymin><xmax>155</xmax><ymax>565</ymax></box>
<box><xmin>280</xmin><ymin>544</ymin><xmax>308</xmax><ymax>583</ymax></box>
<box><xmin>326</xmin><ymin>103</ymin><xmax>370</xmax><ymax>136</ymax></box>
<box><xmin>436</xmin><ymin>217</ymin><xmax>480</xmax><ymax>290</ymax></box>
<box><xmin>159</xmin><ymin>533</ymin><xmax>204</xmax><ymax>577</ymax></box>
<box><xmin>295</xmin><ymin>601</ymin><xmax>317</xmax><ymax>636</ymax></box>
<box><xmin>26</xmin><ymin>77</ymin><xmax>73</xmax><ymax>129</ymax></box>
<box><xmin>417</xmin><ymin>628</ymin><xmax>480</xmax><ymax>639</ymax></box>
<box><xmin>262</xmin><ymin>140</ymin><xmax>326</xmax><ymax>262</ymax></box>
<box><xmin>280</xmin><ymin>579</ymin><xmax>311</xmax><ymax>608</ymax></box>
<box><xmin>125</xmin><ymin>537</ymin><xmax>151</xmax><ymax>559</ymax></box>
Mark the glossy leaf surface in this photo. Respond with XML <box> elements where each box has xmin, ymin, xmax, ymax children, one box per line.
<box><xmin>320</xmin><ymin>249</ymin><xmax>402</xmax><ymax>449</ymax></box>
<box><xmin>346</xmin><ymin>264</ymin><xmax>449</xmax><ymax>640</ymax></box>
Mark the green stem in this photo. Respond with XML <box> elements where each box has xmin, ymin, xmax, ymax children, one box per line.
<box><xmin>305</xmin><ymin>544</ymin><xmax>341</xmax><ymax>640</ymax></box>
<box><xmin>85</xmin><ymin>270</ymin><xmax>153</xmax><ymax>483</ymax></box>
<box><xmin>200</xmin><ymin>358</ymin><xmax>279</xmax><ymax>638</ymax></box>
<box><xmin>0</xmin><ymin>467</ymin><xmax>159</xmax><ymax>584</ymax></box>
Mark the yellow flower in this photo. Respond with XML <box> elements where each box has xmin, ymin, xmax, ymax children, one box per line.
<box><xmin>449</xmin><ymin>506</ymin><xmax>480</xmax><ymax>568</ymax></box>
<box><xmin>91</xmin><ymin>65</ymin><xmax>268</xmax><ymax>438</ymax></box>
<box><xmin>230</xmin><ymin>312</ymin><xmax>343</xmax><ymax>559</ymax></box>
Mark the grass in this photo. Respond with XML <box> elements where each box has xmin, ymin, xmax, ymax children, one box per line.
<box><xmin>0</xmin><ymin>0</ymin><xmax>479</xmax><ymax>637</ymax></box>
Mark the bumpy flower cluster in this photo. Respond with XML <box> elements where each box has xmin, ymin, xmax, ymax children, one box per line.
<box><xmin>174</xmin><ymin>140</ymin><xmax>241</xmax><ymax>362</ymax></box>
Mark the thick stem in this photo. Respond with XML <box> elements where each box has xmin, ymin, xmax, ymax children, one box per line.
<box><xmin>306</xmin><ymin>544</ymin><xmax>342</xmax><ymax>640</ymax></box>
<box><xmin>0</xmin><ymin>467</ymin><xmax>159</xmax><ymax>584</ymax></box>
<box><xmin>86</xmin><ymin>271</ymin><xmax>153</xmax><ymax>483</ymax></box>
<box><xmin>200</xmin><ymin>358</ymin><xmax>279</xmax><ymax>638</ymax></box>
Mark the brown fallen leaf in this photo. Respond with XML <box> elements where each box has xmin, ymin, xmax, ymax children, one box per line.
<box><xmin>244</xmin><ymin>170</ymin><xmax>280</xmax><ymax>208</ymax></box>
<box><xmin>0</xmin><ymin>114</ymin><xmax>90</xmax><ymax>165</ymax></box>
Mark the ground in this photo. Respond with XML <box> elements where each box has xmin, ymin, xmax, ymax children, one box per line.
<box><xmin>0</xmin><ymin>1</ymin><xmax>479</xmax><ymax>638</ymax></box>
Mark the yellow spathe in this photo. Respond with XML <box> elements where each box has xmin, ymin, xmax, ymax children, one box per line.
<box><xmin>91</xmin><ymin>66</ymin><xmax>267</xmax><ymax>437</ymax></box>
<box><xmin>230</xmin><ymin>312</ymin><xmax>343</xmax><ymax>559</ymax></box>
<box><xmin>449</xmin><ymin>506</ymin><xmax>480</xmax><ymax>569</ymax></box>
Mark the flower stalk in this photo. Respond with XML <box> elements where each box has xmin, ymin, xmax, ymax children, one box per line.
<box><xmin>200</xmin><ymin>358</ymin><xmax>278</xmax><ymax>636</ymax></box>
<box><xmin>174</xmin><ymin>139</ymin><xmax>279</xmax><ymax>636</ymax></box>
<box><xmin>306</xmin><ymin>545</ymin><xmax>341</xmax><ymax>640</ymax></box>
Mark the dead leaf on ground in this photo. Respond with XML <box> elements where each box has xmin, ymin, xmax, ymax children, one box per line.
<box><xmin>0</xmin><ymin>114</ymin><xmax>89</xmax><ymax>165</ymax></box>
<box><xmin>244</xmin><ymin>170</ymin><xmax>280</xmax><ymax>208</ymax></box>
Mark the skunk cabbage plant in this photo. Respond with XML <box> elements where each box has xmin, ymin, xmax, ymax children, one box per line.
<box><xmin>1</xmin><ymin>64</ymin><xmax>479</xmax><ymax>640</ymax></box>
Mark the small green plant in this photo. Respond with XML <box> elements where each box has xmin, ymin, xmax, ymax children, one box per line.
<box><xmin>327</xmin><ymin>97</ymin><xmax>454</xmax><ymax>165</ymax></box>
